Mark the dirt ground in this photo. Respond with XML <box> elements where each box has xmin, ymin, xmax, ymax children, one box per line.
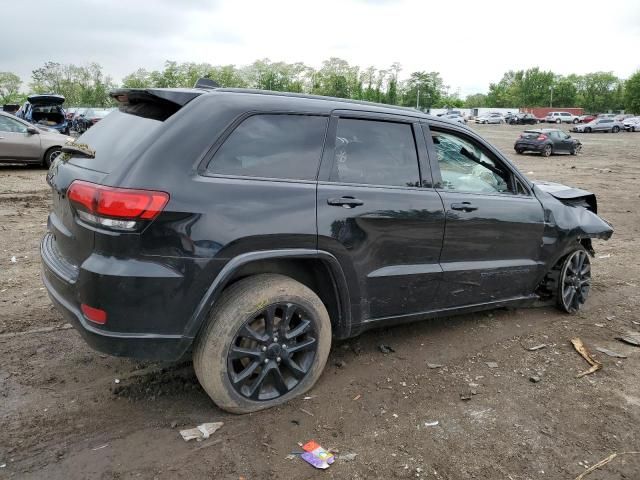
<box><xmin>1</xmin><ymin>124</ymin><xmax>639</xmax><ymax>480</ymax></box>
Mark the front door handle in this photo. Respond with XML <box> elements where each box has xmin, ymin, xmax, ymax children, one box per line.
<box><xmin>451</xmin><ymin>202</ymin><xmax>478</xmax><ymax>212</ymax></box>
<box><xmin>327</xmin><ymin>196</ymin><xmax>364</xmax><ymax>208</ymax></box>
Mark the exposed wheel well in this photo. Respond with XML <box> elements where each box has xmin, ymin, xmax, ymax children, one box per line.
<box><xmin>222</xmin><ymin>258</ymin><xmax>346</xmax><ymax>336</ymax></box>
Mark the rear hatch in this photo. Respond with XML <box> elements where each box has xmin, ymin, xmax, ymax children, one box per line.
<box><xmin>519</xmin><ymin>130</ymin><xmax>543</xmax><ymax>143</ymax></box>
<box><xmin>28</xmin><ymin>94</ymin><xmax>65</xmax><ymax>105</ymax></box>
<box><xmin>46</xmin><ymin>88</ymin><xmax>204</xmax><ymax>271</ymax></box>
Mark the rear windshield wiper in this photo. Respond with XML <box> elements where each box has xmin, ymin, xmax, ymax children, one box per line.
<box><xmin>61</xmin><ymin>142</ymin><xmax>95</xmax><ymax>159</ymax></box>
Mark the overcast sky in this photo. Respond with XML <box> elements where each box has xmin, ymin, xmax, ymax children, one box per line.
<box><xmin>2</xmin><ymin>0</ymin><xmax>639</xmax><ymax>95</ymax></box>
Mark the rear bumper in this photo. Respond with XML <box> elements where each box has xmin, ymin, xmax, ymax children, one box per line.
<box><xmin>40</xmin><ymin>234</ymin><xmax>193</xmax><ymax>360</ymax></box>
<box><xmin>515</xmin><ymin>141</ymin><xmax>544</xmax><ymax>152</ymax></box>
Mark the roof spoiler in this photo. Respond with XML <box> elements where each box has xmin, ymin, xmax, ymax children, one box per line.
<box><xmin>110</xmin><ymin>88</ymin><xmax>204</xmax><ymax>107</ymax></box>
<box><xmin>194</xmin><ymin>78</ymin><xmax>220</xmax><ymax>89</ymax></box>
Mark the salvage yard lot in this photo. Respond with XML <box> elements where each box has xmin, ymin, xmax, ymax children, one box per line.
<box><xmin>1</xmin><ymin>124</ymin><xmax>639</xmax><ymax>479</ymax></box>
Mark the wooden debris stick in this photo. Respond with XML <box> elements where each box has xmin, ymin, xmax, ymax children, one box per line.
<box><xmin>570</xmin><ymin>337</ymin><xmax>602</xmax><ymax>378</ymax></box>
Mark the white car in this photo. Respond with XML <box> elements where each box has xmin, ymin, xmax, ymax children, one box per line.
<box><xmin>545</xmin><ymin>111</ymin><xmax>579</xmax><ymax>124</ymax></box>
<box><xmin>443</xmin><ymin>114</ymin><xmax>466</xmax><ymax>124</ymax></box>
<box><xmin>623</xmin><ymin>117</ymin><xmax>640</xmax><ymax>132</ymax></box>
<box><xmin>475</xmin><ymin>113</ymin><xmax>504</xmax><ymax>124</ymax></box>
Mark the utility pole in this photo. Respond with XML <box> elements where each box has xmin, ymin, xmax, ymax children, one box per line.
<box><xmin>416</xmin><ymin>86</ymin><xmax>420</xmax><ymax>110</ymax></box>
<box><xmin>549</xmin><ymin>85</ymin><xmax>553</xmax><ymax>108</ymax></box>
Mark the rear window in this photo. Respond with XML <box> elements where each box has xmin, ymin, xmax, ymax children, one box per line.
<box><xmin>206</xmin><ymin>114</ymin><xmax>328</xmax><ymax>181</ymax></box>
<box><xmin>69</xmin><ymin>110</ymin><xmax>164</xmax><ymax>173</ymax></box>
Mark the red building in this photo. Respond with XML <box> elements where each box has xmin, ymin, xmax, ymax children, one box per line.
<box><xmin>522</xmin><ymin>107</ymin><xmax>584</xmax><ymax>119</ymax></box>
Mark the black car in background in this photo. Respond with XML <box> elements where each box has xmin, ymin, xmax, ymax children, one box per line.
<box><xmin>514</xmin><ymin>129</ymin><xmax>581</xmax><ymax>156</ymax></box>
<box><xmin>74</xmin><ymin>108</ymin><xmax>112</xmax><ymax>133</ymax></box>
<box><xmin>509</xmin><ymin>113</ymin><xmax>539</xmax><ymax>125</ymax></box>
<box><xmin>42</xmin><ymin>83</ymin><xmax>612</xmax><ymax>413</ymax></box>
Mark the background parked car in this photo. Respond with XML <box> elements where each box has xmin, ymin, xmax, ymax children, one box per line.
<box><xmin>514</xmin><ymin>128</ymin><xmax>581</xmax><ymax>157</ymax></box>
<box><xmin>509</xmin><ymin>113</ymin><xmax>539</xmax><ymax>125</ymax></box>
<box><xmin>74</xmin><ymin>108</ymin><xmax>112</xmax><ymax>133</ymax></box>
<box><xmin>572</xmin><ymin>118</ymin><xmax>624</xmax><ymax>133</ymax></box>
<box><xmin>623</xmin><ymin>117</ymin><xmax>640</xmax><ymax>131</ymax></box>
<box><xmin>578</xmin><ymin>114</ymin><xmax>597</xmax><ymax>123</ymax></box>
<box><xmin>545</xmin><ymin>111</ymin><xmax>579</xmax><ymax>124</ymax></box>
<box><xmin>442</xmin><ymin>113</ymin><xmax>466</xmax><ymax>124</ymax></box>
<box><xmin>2</xmin><ymin>104</ymin><xmax>20</xmax><ymax>115</ymax></box>
<box><xmin>0</xmin><ymin>111</ymin><xmax>72</xmax><ymax>167</ymax></box>
<box><xmin>16</xmin><ymin>94</ymin><xmax>69</xmax><ymax>134</ymax></box>
<box><xmin>475</xmin><ymin>112</ymin><xmax>504</xmax><ymax>124</ymax></box>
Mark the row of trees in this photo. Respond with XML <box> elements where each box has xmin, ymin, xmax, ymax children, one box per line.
<box><xmin>1</xmin><ymin>60</ymin><xmax>640</xmax><ymax>114</ymax></box>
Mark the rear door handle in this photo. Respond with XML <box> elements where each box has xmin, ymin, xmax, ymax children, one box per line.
<box><xmin>451</xmin><ymin>202</ymin><xmax>478</xmax><ymax>212</ymax></box>
<box><xmin>327</xmin><ymin>196</ymin><xmax>364</xmax><ymax>208</ymax></box>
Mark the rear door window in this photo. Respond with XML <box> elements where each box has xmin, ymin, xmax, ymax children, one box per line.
<box><xmin>330</xmin><ymin>118</ymin><xmax>420</xmax><ymax>187</ymax></box>
<box><xmin>207</xmin><ymin>114</ymin><xmax>328</xmax><ymax>181</ymax></box>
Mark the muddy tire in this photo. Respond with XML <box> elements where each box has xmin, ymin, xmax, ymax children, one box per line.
<box><xmin>43</xmin><ymin>147</ymin><xmax>62</xmax><ymax>168</ymax></box>
<box><xmin>556</xmin><ymin>248</ymin><xmax>591</xmax><ymax>314</ymax></box>
<box><xmin>193</xmin><ymin>274</ymin><xmax>332</xmax><ymax>414</ymax></box>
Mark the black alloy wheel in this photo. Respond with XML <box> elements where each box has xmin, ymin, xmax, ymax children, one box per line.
<box><xmin>557</xmin><ymin>249</ymin><xmax>591</xmax><ymax>313</ymax></box>
<box><xmin>227</xmin><ymin>302</ymin><xmax>317</xmax><ymax>401</ymax></box>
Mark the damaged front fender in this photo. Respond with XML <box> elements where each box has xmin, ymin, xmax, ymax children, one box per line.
<box><xmin>533</xmin><ymin>182</ymin><xmax>613</xmax><ymax>260</ymax></box>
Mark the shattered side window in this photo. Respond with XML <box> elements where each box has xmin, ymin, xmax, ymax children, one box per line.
<box><xmin>430</xmin><ymin>130</ymin><xmax>514</xmax><ymax>195</ymax></box>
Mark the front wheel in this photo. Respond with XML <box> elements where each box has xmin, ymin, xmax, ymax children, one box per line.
<box><xmin>556</xmin><ymin>248</ymin><xmax>591</xmax><ymax>313</ymax></box>
<box><xmin>556</xmin><ymin>118</ymin><xmax>561</xmax><ymax>124</ymax></box>
<box><xmin>570</xmin><ymin>144</ymin><xmax>581</xmax><ymax>155</ymax></box>
<box><xmin>193</xmin><ymin>274</ymin><xmax>332</xmax><ymax>414</ymax></box>
<box><xmin>573</xmin><ymin>118</ymin><xmax>579</xmax><ymax>124</ymax></box>
<box><xmin>585</xmin><ymin>127</ymin><xmax>592</xmax><ymax>133</ymax></box>
<box><xmin>612</xmin><ymin>126</ymin><xmax>620</xmax><ymax>133</ymax></box>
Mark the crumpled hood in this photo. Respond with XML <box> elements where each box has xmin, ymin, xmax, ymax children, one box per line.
<box><xmin>532</xmin><ymin>181</ymin><xmax>613</xmax><ymax>242</ymax></box>
<box><xmin>533</xmin><ymin>180</ymin><xmax>597</xmax><ymax>212</ymax></box>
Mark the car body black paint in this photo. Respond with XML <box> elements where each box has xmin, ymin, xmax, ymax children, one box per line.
<box><xmin>41</xmin><ymin>88</ymin><xmax>613</xmax><ymax>360</ymax></box>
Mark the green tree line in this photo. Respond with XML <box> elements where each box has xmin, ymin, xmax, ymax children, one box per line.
<box><xmin>1</xmin><ymin>60</ymin><xmax>640</xmax><ymax>114</ymax></box>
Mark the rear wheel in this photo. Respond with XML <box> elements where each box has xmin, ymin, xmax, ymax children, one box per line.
<box><xmin>193</xmin><ymin>274</ymin><xmax>332</xmax><ymax>413</ymax></box>
<box><xmin>556</xmin><ymin>248</ymin><xmax>591</xmax><ymax>313</ymax></box>
<box><xmin>573</xmin><ymin>118</ymin><xmax>579</xmax><ymax>124</ymax></box>
<box><xmin>542</xmin><ymin>144</ymin><xmax>552</xmax><ymax>157</ymax></box>
<box><xmin>612</xmin><ymin>126</ymin><xmax>620</xmax><ymax>133</ymax></box>
<box><xmin>556</xmin><ymin>118</ymin><xmax>561</xmax><ymax>124</ymax></box>
<box><xmin>43</xmin><ymin>147</ymin><xmax>61</xmax><ymax>168</ymax></box>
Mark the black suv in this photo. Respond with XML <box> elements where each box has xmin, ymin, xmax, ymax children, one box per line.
<box><xmin>42</xmin><ymin>84</ymin><xmax>613</xmax><ymax>413</ymax></box>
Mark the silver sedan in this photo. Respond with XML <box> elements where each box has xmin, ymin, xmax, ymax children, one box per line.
<box><xmin>0</xmin><ymin>111</ymin><xmax>73</xmax><ymax>167</ymax></box>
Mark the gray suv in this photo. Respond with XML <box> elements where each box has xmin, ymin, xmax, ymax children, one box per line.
<box><xmin>545</xmin><ymin>112</ymin><xmax>579</xmax><ymax>124</ymax></box>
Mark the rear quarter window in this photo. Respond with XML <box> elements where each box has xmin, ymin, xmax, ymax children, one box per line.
<box><xmin>206</xmin><ymin>114</ymin><xmax>328</xmax><ymax>181</ymax></box>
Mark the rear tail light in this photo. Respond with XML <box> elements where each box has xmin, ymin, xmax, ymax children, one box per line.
<box><xmin>537</xmin><ymin>134</ymin><xmax>548</xmax><ymax>140</ymax></box>
<box><xmin>68</xmin><ymin>180</ymin><xmax>169</xmax><ymax>231</ymax></box>
<box><xmin>81</xmin><ymin>303</ymin><xmax>107</xmax><ymax>324</ymax></box>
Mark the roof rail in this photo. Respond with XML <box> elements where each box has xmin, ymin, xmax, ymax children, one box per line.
<box><xmin>194</xmin><ymin>78</ymin><xmax>220</xmax><ymax>89</ymax></box>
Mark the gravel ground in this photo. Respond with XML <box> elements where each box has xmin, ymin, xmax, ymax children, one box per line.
<box><xmin>0</xmin><ymin>123</ymin><xmax>639</xmax><ymax>479</ymax></box>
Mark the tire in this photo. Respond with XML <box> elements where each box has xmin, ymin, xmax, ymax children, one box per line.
<box><xmin>573</xmin><ymin>118</ymin><xmax>579</xmax><ymax>124</ymax></box>
<box><xmin>193</xmin><ymin>274</ymin><xmax>332</xmax><ymax>414</ymax></box>
<box><xmin>585</xmin><ymin>127</ymin><xmax>592</xmax><ymax>133</ymax></box>
<box><xmin>43</xmin><ymin>147</ymin><xmax>62</xmax><ymax>168</ymax></box>
<box><xmin>556</xmin><ymin>248</ymin><xmax>591</xmax><ymax>314</ymax></box>
<box><xmin>633</xmin><ymin>126</ymin><xmax>636</xmax><ymax>132</ymax></box>
<box><xmin>570</xmin><ymin>144</ymin><xmax>581</xmax><ymax>155</ymax></box>
<box><xmin>542</xmin><ymin>144</ymin><xmax>552</xmax><ymax>157</ymax></box>
<box><xmin>612</xmin><ymin>126</ymin><xmax>620</xmax><ymax>133</ymax></box>
<box><xmin>556</xmin><ymin>118</ymin><xmax>561</xmax><ymax>124</ymax></box>
<box><xmin>515</xmin><ymin>148</ymin><xmax>523</xmax><ymax>154</ymax></box>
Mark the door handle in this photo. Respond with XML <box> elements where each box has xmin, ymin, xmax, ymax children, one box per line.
<box><xmin>451</xmin><ymin>202</ymin><xmax>478</xmax><ymax>212</ymax></box>
<box><xmin>327</xmin><ymin>196</ymin><xmax>364</xmax><ymax>208</ymax></box>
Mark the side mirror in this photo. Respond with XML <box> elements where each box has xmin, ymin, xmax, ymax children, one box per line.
<box><xmin>26</xmin><ymin>127</ymin><xmax>39</xmax><ymax>135</ymax></box>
